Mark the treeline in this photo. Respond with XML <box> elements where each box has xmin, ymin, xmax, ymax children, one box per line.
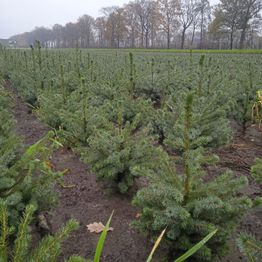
<box><xmin>10</xmin><ymin>0</ymin><xmax>262</xmax><ymax>49</ymax></box>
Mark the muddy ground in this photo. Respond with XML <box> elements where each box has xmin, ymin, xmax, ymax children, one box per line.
<box><xmin>6</xmin><ymin>82</ymin><xmax>262</xmax><ymax>261</ymax></box>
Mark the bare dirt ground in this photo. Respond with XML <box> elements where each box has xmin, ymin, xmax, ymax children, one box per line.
<box><xmin>6</xmin><ymin>81</ymin><xmax>262</xmax><ymax>261</ymax></box>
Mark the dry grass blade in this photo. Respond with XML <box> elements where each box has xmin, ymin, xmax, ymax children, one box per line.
<box><xmin>146</xmin><ymin>228</ymin><xmax>166</xmax><ymax>262</ymax></box>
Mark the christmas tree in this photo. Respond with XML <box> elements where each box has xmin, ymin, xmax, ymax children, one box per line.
<box><xmin>133</xmin><ymin>93</ymin><xmax>252</xmax><ymax>261</ymax></box>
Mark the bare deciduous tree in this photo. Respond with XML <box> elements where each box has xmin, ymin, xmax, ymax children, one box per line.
<box><xmin>179</xmin><ymin>0</ymin><xmax>198</xmax><ymax>49</ymax></box>
<box><xmin>95</xmin><ymin>17</ymin><xmax>107</xmax><ymax>47</ymax></box>
<box><xmin>158</xmin><ymin>0</ymin><xmax>181</xmax><ymax>48</ymax></box>
<box><xmin>238</xmin><ymin>0</ymin><xmax>262</xmax><ymax>48</ymax></box>
<box><xmin>210</xmin><ymin>0</ymin><xmax>241</xmax><ymax>49</ymax></box>
<box><xmin>77</xmin><ymin>15</ymin><xmax>94</xmax><ymax>48</ymax></box>
<box><xmin>130</xmin><ymin>0</ymin><xmax>158</xmax><ymax>48</ymax></box>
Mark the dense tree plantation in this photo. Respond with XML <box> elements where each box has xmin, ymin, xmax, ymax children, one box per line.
<box><xmin>0</xmin><ymin>43</ymin><xmax>262</xmax><ymax>261</ymax></box>
<box><xmin>6</xmin><ymin>0</ymin><xmax>262</xmax><ymax>50</ymax></box>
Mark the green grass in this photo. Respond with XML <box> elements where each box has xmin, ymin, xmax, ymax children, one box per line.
<box><xmin>127</xmin><ymin>48</ymin><xmax>262</xmax><ymax>54</ymax></box>
<box><xmin>68</xmin><ymin>48</ymin><xmax>262</xmax><ymax>55</ymax></box>
<box><xmin>4</xmin><ymin>47</ymin><xmax>262</xmax><ymax>55</ymax></box>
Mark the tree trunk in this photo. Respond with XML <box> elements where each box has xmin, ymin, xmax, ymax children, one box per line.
<box><xmin>151</xmin><ymin>27</ymin><xmax>154</xmax><ymax>48</ymax></box>
<box><xmin>181</xmin><ymin>28</ymin><xmax>186</xmax><ymax>49</ymax></box>
<box><xmin>117</xmin><ymin>34</ymin><xmax>120</xmax><ymax>48</ymax></box>
<box><xmin>239</xmin><ymin>26</ymin><xmax>247</xmax><ymax>49</ymax></box>
<box><xmin>141</xmin><ymin>26</ymin><xmax>144</xmax><ymax>48</ymax></box>
<box><xmin>145</xmin><ymin>30</ymin><xmax>149</xmax><ymax>48</ymax></box>
<box><xmin>200</xmin><ymin>11</ymin><xmax>204</xmax><ymax>49</ymax></box>
<box><xmin>191</xmin><ymin>25</ymin><xmax>196</xmax><ymax>47</ymax></box>
<box><xmin>239</xmin><ymin>4</ymin><xmax>251</xmax><ymax>49</ymax></box>
<box><xmin>87</xmin><ymin>34</ymin><xmax>90</xmax><ymax>48</ymax></box>
<box><xmin>230</xmin><ymin>29</ymin><xmax>234</xmax><ymax>50</ymax></box>
<box><xmin>131</xmin><ymin>27</ymin><xmax>135</xmax><ymax>48</ymax></box>
<box><xmin>167</xmin><ymin>26</ymin><xmax>170</xmax><ymax>49</ymax></box>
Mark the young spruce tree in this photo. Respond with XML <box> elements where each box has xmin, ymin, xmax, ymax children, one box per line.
<box><xmin>0</xmin><ymin>86</ymin><xmax>62</xmax><ymax>226</ymax></box>
<box><xmin>133</xmin><ymin>93</ymin><xmax>252</xmax><ymax>261</ymax></box>
<box><xmin>0</xmin><ymin>200</ymin><xmax>86</xmax><ymax>262</ymax></box>
<box><xmin>81</xmin><ymin>112</ymin><xmax>167</xmax><ymax>194</ymax></box>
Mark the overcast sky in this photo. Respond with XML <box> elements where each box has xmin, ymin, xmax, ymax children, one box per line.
<box><xmin>0</xmin><ymin>0</ymin><xmax>219</xmax><ymax>39</ymax></box>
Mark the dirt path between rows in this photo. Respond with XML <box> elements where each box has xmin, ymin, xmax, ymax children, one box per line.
<box><xmin>5</xmin><ymin>81</ymin><xmax>262</xmax><ymax>262</ymax></box>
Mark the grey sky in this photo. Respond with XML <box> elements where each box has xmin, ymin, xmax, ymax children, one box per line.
<box><xmin>0</xmin><ymin>0</ymin><xmax>219</xmax><ymax>39</ymax></box>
